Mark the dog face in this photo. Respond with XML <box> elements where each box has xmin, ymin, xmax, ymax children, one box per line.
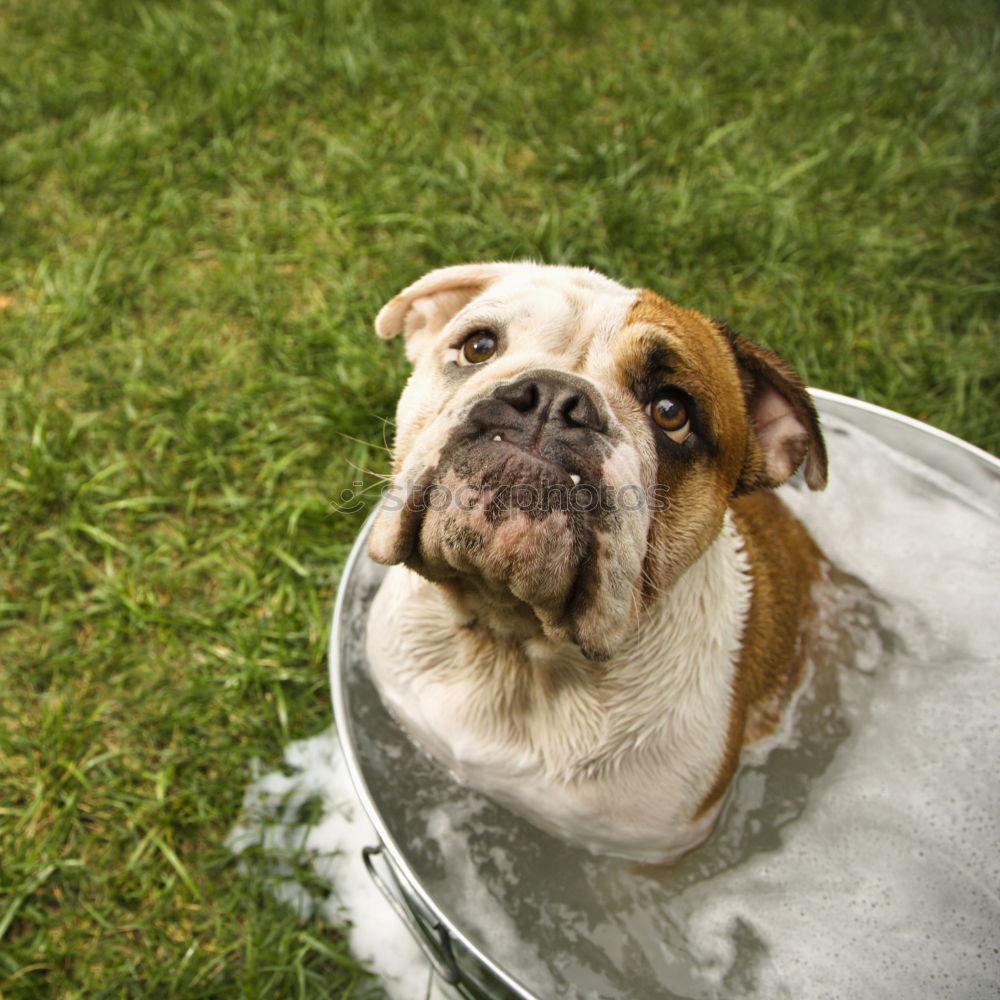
<box><xmin>369</xmin><ymin>263</ymin><xmax>825</xmax><ymax>661</ymax></box>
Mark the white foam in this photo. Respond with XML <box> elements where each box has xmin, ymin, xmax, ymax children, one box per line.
<box><xmin>227</xmin><ymin>731</ymin><xmax>454</xmax><ymax>1000</ymax></box>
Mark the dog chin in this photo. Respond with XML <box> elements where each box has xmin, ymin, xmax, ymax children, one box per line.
<box><xmin>369</xmin><ymin>447</ymin><xmax>649</xmax><ymax>659</ymax></box>
<box><xmin>419</xmin><ymin>499</ymin><xmax>582</xmax><ymax>605</ymax></box>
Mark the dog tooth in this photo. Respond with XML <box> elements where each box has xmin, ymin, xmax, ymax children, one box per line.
<box><xmin>493</xmin><ymin>434</ymin><xmax>502</xmax><ymax>442</ymax></box>
<box><xmin>570</xmin><ymin>473</ymin><xmax>581</xmax><ymax>486</ymax></box>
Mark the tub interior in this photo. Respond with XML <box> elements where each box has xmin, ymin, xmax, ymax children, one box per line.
<box><xmin>335</xmin><ymin>398</ymin><xmax>1000</xmax><ymax>1000</ymax></box>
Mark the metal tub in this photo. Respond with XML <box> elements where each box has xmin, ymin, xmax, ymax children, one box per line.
<box><xmin>329</xmin><ymin>390</ymin><xmax>1000</xmax><ymax>999</ymax></box>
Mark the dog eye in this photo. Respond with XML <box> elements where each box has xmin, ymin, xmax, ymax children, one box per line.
<box><xmin>458</xmin><ymin>330</ymin><xmax>499</xmax><ymax>366</ymax></box>
<box><xmin>649</xmin><ymin>392</ymin><xmax>691</xmax><ymax>444</ymax></box>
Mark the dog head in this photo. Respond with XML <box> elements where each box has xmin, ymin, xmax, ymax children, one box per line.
<box><xmin>368</xmin><ymin>263</ymin><xmax>826</xmax><ymax>661</ymax></box>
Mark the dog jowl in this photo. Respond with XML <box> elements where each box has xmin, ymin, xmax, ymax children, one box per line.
<box><xmin>365</xmin><ymin>262</ymin><xmax>827</xmax><ymax>864</ymax></box>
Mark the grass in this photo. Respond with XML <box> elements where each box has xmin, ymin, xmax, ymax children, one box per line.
<box><xmin>1</xmin><ymin>0</ymin><xmax>997</xmax><ymax>996</ymax></box>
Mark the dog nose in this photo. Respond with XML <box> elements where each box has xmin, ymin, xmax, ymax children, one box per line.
<box><xmin>491</xmin><ymin>371</ymin><xmax>606</xmax><ymax>432</ymax></box>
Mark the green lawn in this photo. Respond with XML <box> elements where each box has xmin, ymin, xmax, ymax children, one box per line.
<box><xmin>1</xmin><ymin>0</ymin><xmax>997</xmax><ymax>996</ymax></box>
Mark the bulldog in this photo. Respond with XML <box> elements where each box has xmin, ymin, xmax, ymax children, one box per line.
<box><xmin>364</xmin><ymin>262</ymin><xmax>828</xmax><ymax>864</ymax></box>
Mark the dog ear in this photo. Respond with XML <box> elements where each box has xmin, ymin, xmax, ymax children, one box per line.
<box><xmin>717</xmin><ymin>324</ymin><xmax>828</xmax><ymax>493</ymax></box>
<box><xmin>375</xmin><ymin>263</ymin><xmax>521</xmax><ymax>361</ymax></box>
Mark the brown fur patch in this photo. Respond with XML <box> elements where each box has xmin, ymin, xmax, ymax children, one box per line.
<box><xmin>620</xmin><ymin>292</ymin><xmax>757</xmax><ymax>489</ymax></box>
<box><xmin>694</xmin><ymin>490</ymin><xmax>826</xmax><ymax>819</ymax></box>
<box><xmin>614</xmin><ymin>291</ymin><xmax>757</xmax><ymax>603</ymax></box>
<box><xmin>617</xmin><ymin>294</ymin><xmax>828</xmax><ymax>822</ymax></box>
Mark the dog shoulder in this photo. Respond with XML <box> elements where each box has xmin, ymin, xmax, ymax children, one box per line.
<box><xmin>730</xmin><ymin>490</ymin><xmax>826</xmax><ymax>731</ymax></box>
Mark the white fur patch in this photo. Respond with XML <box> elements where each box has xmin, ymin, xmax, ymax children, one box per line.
<box><xmin>367</xmin><ymin>513</ymin><xmax>752</xmax><ymax>864</ymax></box>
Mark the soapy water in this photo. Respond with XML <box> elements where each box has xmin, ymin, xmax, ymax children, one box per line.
<box><xmin>229</xmin><ymin>412</ymin><xmax>1000</xmax><ymax>1000</ymax></box>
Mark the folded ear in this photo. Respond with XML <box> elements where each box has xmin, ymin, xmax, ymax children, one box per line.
<box><xmin>375</xmin><ymin>262</ymin><xmax>523</xmax><ymax>361</ymax></box>
<box><xmin>717</xmin><ymin>324</ymin><xmax>828</xmax><ymax>493</ymax></box>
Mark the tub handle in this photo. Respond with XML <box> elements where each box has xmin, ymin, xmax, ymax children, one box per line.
<box><xmin>362</xmin><ymin>843</ymin><xmax>463</xmax><ymax>987</ymax></box>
